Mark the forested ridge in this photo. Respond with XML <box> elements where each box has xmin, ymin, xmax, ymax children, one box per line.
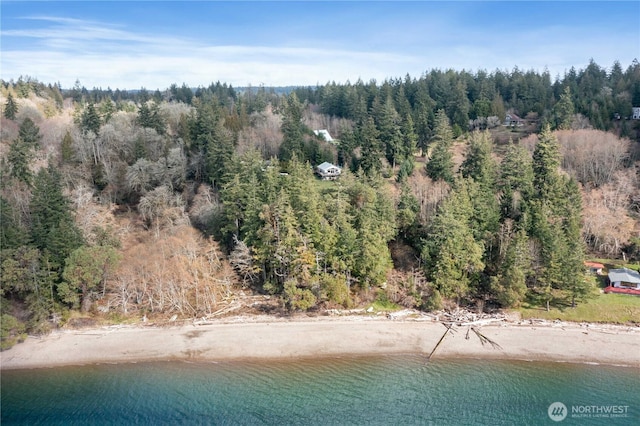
<box><xmin>1</xmin><ymin>59</ymin><xmax>639</xmax><ymax>349</ymax></box>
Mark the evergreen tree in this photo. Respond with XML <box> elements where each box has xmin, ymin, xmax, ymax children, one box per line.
<box><xmin>60</xmin><ymin>131</ymin><xmax>75</xmax><ymax>165</ymax></box>
<box><xmin>1</xmin><ymin>246</ymin><xmax>57</xmax><ymax>331</ymax></box>
<box><xmin>491</xmin><ymin>226</ymin><xmax>530</xmax><ymax>307</ymax></box>
<box><xmin>400</xmin><ymin>111</ymin><xmax>418</xmax><ymax>160</ymax></box>
<box><xmin>80</xmin><ymin>103</ymin><xmax>101</xmax><ymax>135</ymax></box>
<box><xmin>285</xmin><ymin>158</ymin><xmax>326</xmax><ymax>251</ymax></box>
<box><xmin>374</xmin><ymin>95</ymin><xmax>404</xmax><ymax>168</ymax></box>
<box><xmin>204</xmin><ymin>119</ymin><xmax>235</xmax><ymax>188</ymax></box>
<box><xmin>460</xmin><ymin>130</ymin><xmax>496</xmax><ymax>189</ymax></box>
<box><xmin>30</xmin><ymin>165</ymin><xmax>84</xmax><ymax>270</ymax></box>
<box><xmin>99</xmin><ymin>98</ymin><xmax>116</xmax><ymax>123</ymax></box>
<box><xmin>0</xmin><ymin>197</ymin><xmax>28</xmax><ymax>254</ymax></box>
<box><xmin>279</xmin><ymin>93</ymin><xmax>306</xmax><ymax>162</ymax></box>
<box><xmin>499</xmin><ymin>142</ymin><xmax>534</xmax><ymax>220</ymax></box>
<box><xmin>557</xmin><ymin>178</ymin><xmax>591</xmax><ymax>307</ymax></box>
<box><xmin>4</xmin><ymin>92</ymin><xmax>18</xmax><ymax>120</ymax></box>
<box><xmin>553</xmin><ymin>86</ymin><xmax>575</xmax><ymax>130</ymax></box>
<box><xmin>422</xmin><ymin>179</ymin><xmax>484</xmax><ymax>303</ymax></box>
<box><xmin>323</xmin><ymin>177</ymin><xmax>358</xmax><ymax>281</ymax></box>
<box><xmin>59</xmin><ymin>245</ymin><xmax>120</xmax><ymax>312</ymax></box>
<box><xmin>530</xmin><ymin>201</ymin><xmax>564</xmax><ymax>311</ymax></box>
<box><xmin>460</xmin><ymin>131</ymin><xmax>500</xmax><ymax>247</ymax></box>
<box><xmin>337</xmin><ymin>126</ymin><xmax>358</xmax><ymax>171</ymax></box>
<box><xmin>413</xmin><ymin>87</ymin><xmax>436</xmax><ymax>154</ymax></box>
<box><xmin>218</xmin><ymin>150</ymin><xmax>265</xmax><ymax>245</ymax></box>
<box><xmin>349</xmin><ymin>182</ymin><xmax>395</xmax><ymax>287</ymax></box>
<box><xmin>137</xmin><ymin>101</ymin><xmax>166</xmax><ymax>135</ymax></box>
<box><xmin>396</xmin><ymin>184</ymin><xmax>419</xmax><ymax>241</ymax></box>
<box><xmin>358</xmin><ymin>117</ymin><xmax>383</xmax><ymax>176</ymax></box>
<box><xmin>425</xmin><ymin>110</ymin><xmax>454</xmax><ymax>183</ymax></box>
<box><xmin>7</xmin><ymin>138</ymin><xmax>34</xmax><ymax>185</ymax></box>
<box><xmin>532</xmin><ymin>124</ymin><xmax>561</xmax><ymax>199</ymax></box>
<box><xmin>528</xmin><ymin>127</ymin><xmax>587</xmax><ymax>309</ymax></box>
<box><xmin>18</xmin><ymin>117</ymin><xmax>41</xmax><ymax>148</ymax></box>
<box><xmin>254</xmin><ymin>192</ymin><xmax>302</xmax><ymax>290</ymax></box>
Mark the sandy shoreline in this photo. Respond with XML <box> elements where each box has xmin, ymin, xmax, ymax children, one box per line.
<box><xmin>1</xmin><ymin>315</ymin><xmax>639</xmax><ymax>370</ymax></box>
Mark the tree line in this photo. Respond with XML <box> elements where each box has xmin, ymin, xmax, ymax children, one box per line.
<box><xmin>1</xmin><ymin>58</ymin><xmax>639</xmax><ymax>348</ymax></box>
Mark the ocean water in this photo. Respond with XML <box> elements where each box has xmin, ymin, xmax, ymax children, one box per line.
<box><xmin>1</xmin><ymin>356</ymin><xmax>638</xmax><ymax>425</ymax></box>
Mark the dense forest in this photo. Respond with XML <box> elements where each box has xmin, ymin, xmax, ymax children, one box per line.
<box><xmin>1</xmin><ymin>59</ymin><xmax>639</xmax><ymax>348</ymax></box>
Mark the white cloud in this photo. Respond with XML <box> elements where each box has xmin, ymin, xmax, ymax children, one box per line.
<box><xmin>1</xmin><ymin>13</ymin><xmax>637</xmax><ymax>89</ymax></box>
<box><xmin>0</xmin><ymin>16</ymin><xmax>429</xmax><ymax>88</ymax></box>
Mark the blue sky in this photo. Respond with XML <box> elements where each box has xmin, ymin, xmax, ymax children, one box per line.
<box><xmin>1</xmin><ymin>1</ymin><xmax>639</xmax><ymax>90</ymax></box>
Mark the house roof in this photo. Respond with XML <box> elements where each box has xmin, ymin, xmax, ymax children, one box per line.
<box><xmin>314</xmin><ymin>129</ymin><xmax>334</xmax><ymax>142</ymax></box>
<box><xmin>608</xmin><ymin>268</ymin><xmax>640</xmax><ymax>284</ymax></box>
<box><xmin>317</xmin><ymin>162</ymin><xmax>340</xmax><ymax>173</ymax></box>
<box><xmin>584</xmin><ymin>261</ymin><xmax>605</xmax><ymax>269</ymax></box>
<box><xmin>506</xmin><ymin>112</ymin><xmax>523</xmax><ymax>121</ymax></box>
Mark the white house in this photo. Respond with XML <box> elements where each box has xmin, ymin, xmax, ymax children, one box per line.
<box><xmin>608</xmin><ymin>268</ymin><xmax>640</xmax><ymax>289</ymax></box>
<box><xmin>314</xmin><ymin>129</ymin><xmax>334</xmax><ymax>143</ymax></box>
<box><xmin>632</xmin><ymin>107</ymin><xmax>640</xmax><ymax>120</ymax></box>
<box><xmin>316</xmin><ymin>162</ymin><xmax>341</xmax><ymax>180</ymax></box>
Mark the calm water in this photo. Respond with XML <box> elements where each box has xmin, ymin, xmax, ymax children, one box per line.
<box><xmin>2</xmin><ymin>356</ymin><xmax>638</xmax><ymax>425</ymax></box>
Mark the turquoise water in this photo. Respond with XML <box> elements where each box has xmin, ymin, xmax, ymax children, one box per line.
<box><xmin>2</xmin><ymin>356</ymin><xmax>638</xmax><ymax>425</ymax></box>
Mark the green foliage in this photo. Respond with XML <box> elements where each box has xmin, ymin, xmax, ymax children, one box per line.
<box><xmin>553</xmin><ymin>87</ymin><xmax>575</xmax><ymax>130</ymax></box>
<box><xmin>320</xmin><ymin>274</ymin><xmax>352</xmax><ymax>307</ymax></box>
<box><xmin>1</xmin><ymin>246</ymin><xmax>57</xmax><ymax>332</ymax></box>
<box><xmin>370</xmin><ymin>289</ymin><xmax>401</xmax><ymax>311</ymax></box>
<box><xmin>283</xmin><ymin>279</ymin><xmax>317</xmax><ymax>311</ymax></box>
<box><xmin>396</xmin><ymin>157</ymin><xmax>414</xmax><ymax>183</ymax></box>
<box><xmin>60</xmin><ymin>131</ymin><xmax>75</xmax><ymax>165</ymax></box>
<box><xmin>525</xmin><ymin>126</ymin><xmax>588</xmax><ymax>309</ymax></box>
<box><xmin>374</xmin><ymin>95</ymin><xmax>404</xmax><ymax>168</ymax></box>
<box><xmin>532</xmin><ymin>124</ymin><xmax>561</xmax><ymax>199</ymax></box>
<box><xmin>460</xmin><ymin>131</ymin><xmax>495</xmax><ymax>187</ymax></box>
<box><xmin>4</xmin><ymin>92</ymin><xmax>18</xmax><ymax>120</ymax></box>
<box><xmin>99</xmin><ymin>99</ymin><xmax>116</xmax><ymax>123</ymax></box>
<box><xmin>499</xmin><ymin>142</ymin><xmax>534</xmax><ymax>220</ymax></box>
<box><xmin>357</xmin><ymin>117</ymin><xmax>383</xmax><ymax>177</ymax></box>
<box><xmin>425</xmin><ymin>110</ymin><xmax>454</xmax><ymax>183</ymax></box>
<box><xmin>422</xmin><ymin>288</ymin><xmax>443</xmax><ymax>311</ymax></box>
<box><xmin>7</xmin><ymin>138</ymin><xmax>34</xmax><ymax>185</ymax></box>
<box><xmin>204</xmin><ymin>120</ymin><xmax>235</xmax><ymax>188</ymax></box>
<box><xmin>0</xmin><ymin>314</ymin><xmax>26</xmax><ymax>351</ymax></box>
<box><xmin>137</xmin><ymin>101</ymin><xmax>166</xmax><ymax>135</ymax></box>
<box><xmin>4</xmin><ymin>64</ymin><xmax>629</xmax><ymax>318</ymax></box>
<box><xmin>491</xmin><ymin>227</ymin><xmax>530</xmax><ymax>307</ymax></box>
<box><xmin>217</xmin><ymin>155</ymin><xmax>396</xmax><ymax>308</ymax></box>
<box><xmin>18</xmin><ymin>117</ymin><xmax>41</xmax><ymax>148</ymax></box>
<box><xmin>396</xmin><ymin>184</ymin><xmax>419</xmax><ymax>240</ymax></box>
<box><xmin>30</xmin><ymin>165</ymin><xmax>84</xmax><ymax>269</ymax></box>
<box><xmin>61</xmin><ymin>245</ymin><xmax>120</xmax><ymax>312</ymax></box>
<box><xmin>422</xmin><ymin>178</ymin><xmax>485</xmax><ymax>303</ymax></box>
<box><xmin>279</xmin><ymin>93</ymin><xmax>306</xmax><ymax>162</ymax></box>
<box><xmin>80</xmin><ymin>103</ymin><xmax>101</xmax><ymax>135</ymax></box>
<box><xmin>0</xmin><ymin>197</ymin><xmax>28</xmax><ymax>252</ymax></box>
<box><xmin>1</xmin><ymin>246</ymin><xmax>46</xmax><ymax>296</ymax></box>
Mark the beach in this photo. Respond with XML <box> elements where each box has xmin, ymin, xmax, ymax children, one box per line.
<box><xmin>2</xmin><ymin>315</ymin><xmax>639</xmax><ymax>369</ymax></box>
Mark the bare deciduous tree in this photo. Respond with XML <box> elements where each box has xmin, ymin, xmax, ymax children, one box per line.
<box><xmin>109</xmin><ymin>225</ymin><xmax>237</xmax><ymax>317</ymax></box>
<box><xmin>137</xmin><ymin>185</ymin><xmax>189</xmax><ymax>235</ymax></box>
<box><xmin>407</xmin><ymin>170</ymin><xmax>451</xmax><ymax>226</ymax></box>
<box><xmin>582</xmin><ymin>169</ymin><xmax>638</xmax><ymax>256</ymax></box>
<box><xmin>556</xmin><ymin>129</ymin><xmax>629</xmax><ymax>187</ymax></box>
